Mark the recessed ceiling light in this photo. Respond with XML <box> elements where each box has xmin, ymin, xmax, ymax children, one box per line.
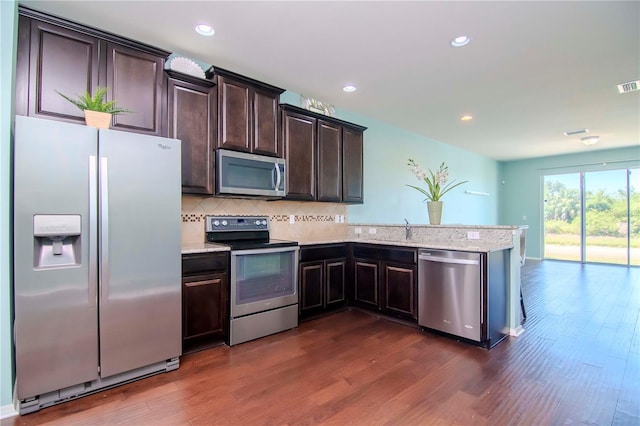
<box><xmin>195</xmin><ymin>24</ymin><xmax>215</xmax><ymax>36</ymax></box>
<box><xmin>460</xmin><ymin>115</ymin><xmax>473</xmax><ymax>121</ymax></box>
<box><xmin>343</xmin><ymin>85</ymin><xmax>356</xmax><ymax>92</ymax></box>
<box><xmin>451</xmin><ymin>35</ymin><xmax>471</xmax><ymax>47</ymax></box>
<box><xmin>581</xmin><ymin>136</ymin><xmax>600</xmax><ymax>146</ymax></box>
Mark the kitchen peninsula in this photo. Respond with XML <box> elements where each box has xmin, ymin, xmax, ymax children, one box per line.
<box><xmin>181</xmin><ymin>218</ymin><xmax>527</xmax><ymax>351</ymax></box>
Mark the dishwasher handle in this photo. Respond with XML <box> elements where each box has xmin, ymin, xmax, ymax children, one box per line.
<box><xmin>418</xmin><ymin>254</ymin><xmax>480</xmax><ymax>265</ymax></box>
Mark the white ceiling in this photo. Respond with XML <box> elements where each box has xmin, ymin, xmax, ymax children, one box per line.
<box><xmin>20</xmin><ymin>1</ymin><xmax>640</xmax><ymax>161</ymax></box>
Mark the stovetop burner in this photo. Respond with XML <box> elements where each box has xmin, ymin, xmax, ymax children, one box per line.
<box><xmin>205</xmin><ymin>215</ymin><xmax>298</xmax><ymax>250</ymax></box>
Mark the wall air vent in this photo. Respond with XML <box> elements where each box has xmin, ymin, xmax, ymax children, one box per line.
<box><xmin>617</xmin><ymin>80</ymin><xmax>639</xmax><ymax>93</ymax></box>
<box><xmin>563</xmin><ymin>129</ymin><xmax>589</xmax><ymax>136</ymax></box>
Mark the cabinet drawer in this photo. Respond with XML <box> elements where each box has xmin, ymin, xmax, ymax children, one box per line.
<box><xmin>351</xmin><ymin>244</ymin><xmax>416</xmax><ymax>264</ymax></box>
<box><xmin>300</xmin><ymin>244</ymin><xmax>347</xmax><ymax>262</ymax></box>
<box><xmin>182</xmin><ymin>252</ymin><xmax>229</xmax><ymax>275</ymax></box>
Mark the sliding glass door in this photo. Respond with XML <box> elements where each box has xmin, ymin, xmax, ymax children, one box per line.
<box><xmin>543</xmin><ymin>167</ymin><xmax>638</xmax><ymax>266</ymax></box>
<box><xmin>544</xmin><ymin>174</ymin><xmax>581</xmax><ymax>261</ymax></box>
<box><xmin>630</xmin><ymin>168</ymin><xmax>639</xmax><ymax>266</ymax></box>
<box><xmin>584</xmin><ymin>169</ymin><xmax>628</xmax><ymax>264</ymax></box>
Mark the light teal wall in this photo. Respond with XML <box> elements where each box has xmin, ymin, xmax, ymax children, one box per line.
<box><xmin>1</xmin><ymin>0</ymin><xmax>17</xmax><ymax>409</ymax></box>
<box><xmin>499</xmin><ymin>146</ymin><xmax>640</xmax><ymax>259</ymax></box>
<box><xmin>280</xmin><ymin>92</ymin><xmax>500</xmax><ymax>225</ymax></box>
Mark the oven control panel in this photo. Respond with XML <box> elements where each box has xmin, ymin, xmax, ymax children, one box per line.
<box><xmin>205</xmin><ymin>216</ymin><xmax>269</xmax><ymax>232</ymax></box>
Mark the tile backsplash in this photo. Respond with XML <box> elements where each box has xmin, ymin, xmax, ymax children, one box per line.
<box><xmin>181</xmin><ymin>196</ymin><xmax>348</xmax><ymax>244</ymax></box>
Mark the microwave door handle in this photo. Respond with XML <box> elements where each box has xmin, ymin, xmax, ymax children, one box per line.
<box><xmin>274</xmin><ymin>163</ymin><xmax>282</xmax><ymax>190</ymax></box>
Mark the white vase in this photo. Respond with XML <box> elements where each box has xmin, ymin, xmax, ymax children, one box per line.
<box><xmin>427</xmin><ymin>201</ymin><xmax>443</xmax><ymax>225</ymax></box>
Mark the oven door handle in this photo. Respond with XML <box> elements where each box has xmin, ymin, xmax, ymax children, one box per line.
<box><xmin>231</xmin><ymin>246</ymin><xmax>299</xmax><ymax>256</ymax></box>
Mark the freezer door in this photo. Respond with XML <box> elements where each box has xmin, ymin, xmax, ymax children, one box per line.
<box><xmin>98</xmin><ymin>129</ymin><xmax>181</xmax><ymax>378</ymax></box>
<box><xmin>13</xmin><ymin>116</ymin><xmax>99</xmax><ymax>399</ymax></box>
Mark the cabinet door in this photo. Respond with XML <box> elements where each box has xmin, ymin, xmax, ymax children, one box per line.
<box><xmin>326</xmin><ymin>260</ymin><xmax>346</xmax><ymax>306</ymax></box>
<box><xmin>382</xmin><ymin>263</ymin><xmax>417</xmax><ymax>320</ymax></box>
<box><xmin>106</xmin><ymin>42</ymin><xmax>165</xmax><ymax>136</ymax></box>
<box><xmin>168</xmin><ymin>78</ymin><xmax>216</xmax><ymax>195</ymax></box>
<box><xmin>24</xmin><ymin>19</ymin><xmax>101</xmax><ymax>123</ymax></box>
<box><xmin>354</xmin><ymin>259</ymin><xmax>379</xmax><ymax>309</ymax></box>
<box><xmin>283</xmin><ymin>110</ymin><xmax>316</xmax><ymax>200</ymax></box>
<box><xmin>342</xmin><ymin>126</ymin><xmax>364</xmax><ymax>203</ymax></box>
<box><xmin>183</xmin><ymin>273</ymin><xmax>228</xmax><ymax>341</ymax></box>
<box><xmin>217</xmin><ymin>75</ymin><xmax>251</xmax><ymax>152</ymax></box>
<box><xmin>299</xmin><ymin>261</ymin><xmax>324</xmax><ymax>314</ymax></box>
<box><xmin>317</xmin><ymin>120</ymin><xmax>342</xmax><ymax>202</ymax></box>
<box><xmin>252</xmin><ymin>88</ymin><xmax>281</xmax><ymax>156</ymax></box>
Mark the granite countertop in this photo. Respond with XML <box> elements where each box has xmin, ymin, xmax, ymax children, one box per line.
<box><xmin>349</xmin><ymin>223</ymin><xmax>528</xmax><ymax>230</ymax></box>
<box><xmin>297</xmin><ymin>238</ymin><xmax>512</xmax><ymax>253</ymax></box>
<box><xmin>182</xmin><ymin>238</ymin><xmax>512</xmax><ymax>254</ymax></box>
<box><xmin>182</xmin><ymin>242</ymin><xmax>231</xmax><ymax>254</ymax></box>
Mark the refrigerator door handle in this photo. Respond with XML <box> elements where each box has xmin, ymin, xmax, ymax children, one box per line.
<box><xmin>99</xmin><ymin>156</ymin><xmax>109</xmax><ymax>303</ymax></box>
<box><xmin>89</xmin><ymin>156</ymin><xmax>98</xmax><ymax>305</ymax></box>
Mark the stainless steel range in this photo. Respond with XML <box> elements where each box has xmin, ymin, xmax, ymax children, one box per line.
<box><xmin>205</xmin><ymin>216</ymin><xmax>299</xmax><ymax>346</ymax></box>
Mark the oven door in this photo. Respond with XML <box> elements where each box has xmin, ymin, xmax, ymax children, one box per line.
<box><xmin>230</xmin><ymin>246</ymin><xmax>299</xmax><ymax>318</ymax></box>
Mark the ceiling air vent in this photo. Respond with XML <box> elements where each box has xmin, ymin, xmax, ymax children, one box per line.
<box><xmin>617</xmin><ymin>80</ymin><xmax>639</xmax><ymax>94</ymax></box>
<box><xmin>563</xmin><ymin>129</ymin><xmax>589</xmax><ymax>136</ymax></box>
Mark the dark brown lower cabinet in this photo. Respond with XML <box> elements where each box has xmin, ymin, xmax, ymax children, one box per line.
<box><xmin>381</xmin><ymin>262</ymin><xmax>416</xmax><ymax>320</ymax></box>
<box><xmin>353</xmin><ymin>260</ymin><xmax>378</xmax><ymax>309</ymax></box>
<box><xmin>182</xmin><ymin>252</ymin><xmax>229</xmax><ymax>354</ymax></box>
<box><xmin>299</xmin><ymin>244</ymin><xmax>347</xmax><ymax>319</ymax></box>
<box><xmin>350</xmin><ymin>244</ymin><xmax>418</xmax><ymax>322</ymax></box>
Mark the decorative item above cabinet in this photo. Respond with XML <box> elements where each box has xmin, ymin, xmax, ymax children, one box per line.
<box><xmin>206</xmin><ymin>66</ymin><xmax>285</xmax><ymax>158</ymax></box>
<box><xmin>280</xmin><ymin>104</ymin><xmax>366</xmax><ymax>204</ymax></box>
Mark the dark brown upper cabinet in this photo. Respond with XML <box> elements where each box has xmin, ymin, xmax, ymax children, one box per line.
<box><xmin>280</xmin><ymin>104</ymin><xmax>366</xmax><ymax>204</ymax></box>
<box><xmin>342</xmin><ymin>126</ymin><xmax>365</xmax><ymax>203</ymax></box>
<box><xmin>15</xmin><ymin>7</ymin><xmax>169</xmax><ymax>137</ymax></box>
<box><xmin>210</xmin><ymin>67</ymin><xmax>284</xmax><ymax>157</ymax></box>
<box><xmin>317</xmin><ymin>120</ymin><xmax>342</xmax><ymax>202</ymax></box>
<box><xmin>106</xmin><ymin>43</ymin><xmax>166</xmax><ymax>136</ymax></box>
<box><xmin>281</xmin><ymin>108</ymin><xmax>316</xmax><ymax>200</ymax></box>
<box><xmin>167</xmin><ymin>71</ymin><xmax>216</xmax><ymax>195</ymax></box>
<box><xmin>16</xmin><ymin>15</ymin><xmax>101</xmax><ymax>123</ymax></box>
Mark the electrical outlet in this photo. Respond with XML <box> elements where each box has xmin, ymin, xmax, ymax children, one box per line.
<box><xmin>467</xmin><ymin>231</ymin><xmax>480</xmax><ymax>240</ymax></box>
<box><xmin>289</xmin><ymin>215</ymin><xmax>295</xmax><ymax>224</ymax></box>
<box><xmin>522</xmin><ymin>215</ymin><xmax>527</xmax><ymax>221</ymax></box>
<box><xmin>368</xmin><ymin>228</ymin><xmax>377</xmax><ymax>235</ymax></box>
<box><xmin>355</xmin><ymin>227</ymin><xmax>362</xmax><ymax>234</ymax></box>
<box><xmin>335</xmin><ymin>215</ymin><xmax>340</xmax><ymax>223</ymax></box>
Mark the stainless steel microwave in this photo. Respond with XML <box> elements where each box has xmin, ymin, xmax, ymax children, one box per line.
<box><xmin>215</xmin><ymin>149</ymin><xmax>286</xmax><ymax>198</ymax></box>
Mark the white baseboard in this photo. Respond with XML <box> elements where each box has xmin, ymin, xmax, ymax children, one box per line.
<box><xmin>0</xmin><ymin>402</ymin><xmax>18</xmax><ymax>419</ymax></box>
<box><xmin>509</xmin><ymin>325</ymin><xmax>525</xmax><ymax>337</ymax></box>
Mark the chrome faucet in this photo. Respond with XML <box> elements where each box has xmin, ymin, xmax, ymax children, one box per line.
<box><xmin>404</xmin><ymin>218</ymin><xmax>411</xmax><ymax>240</ymax></box>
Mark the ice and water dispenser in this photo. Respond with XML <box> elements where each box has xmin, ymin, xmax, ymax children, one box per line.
<box><xmin>33</xmin><ymin>214</ymin><xmax>82</xmax><ymax>269</ymax></box>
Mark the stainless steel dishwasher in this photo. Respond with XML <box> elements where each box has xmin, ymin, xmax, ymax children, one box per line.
<box><xmin>418</xmin><ymin>249</ymin><xmax>483</xmax><ymax>342</ymax></box>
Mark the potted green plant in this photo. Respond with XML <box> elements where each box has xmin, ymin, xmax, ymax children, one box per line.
<box><xmin>406</xmin><ymin>159</ymin><xmax>468</xmax><ymax>225</ymax></box>
<box><xmin>57</xmin><ymin>86</ymin><xmax>131</xmax><ymax>129</ymax></box>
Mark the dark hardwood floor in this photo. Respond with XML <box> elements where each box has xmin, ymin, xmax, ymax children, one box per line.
<box><xmin>5</xmin><ymin>260</ymin><xmax>639</xmax><ymax>426</ymax></box>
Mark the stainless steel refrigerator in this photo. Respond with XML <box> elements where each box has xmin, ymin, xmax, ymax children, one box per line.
<box><xmin>13</xmin><ymin>116</ymin><xmax>182</xmax><ymax>414</ymax></box>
